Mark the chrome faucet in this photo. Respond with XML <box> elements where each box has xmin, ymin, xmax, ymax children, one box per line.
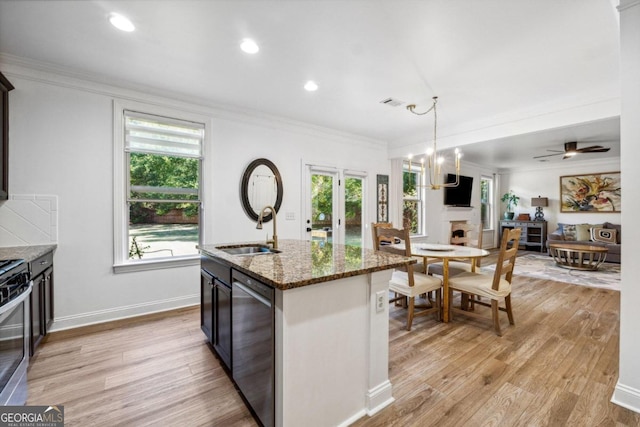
<box><xmin>256</xmin><ymin>205</ymin><xmax>278</xmax><ymax>249</ymax></box>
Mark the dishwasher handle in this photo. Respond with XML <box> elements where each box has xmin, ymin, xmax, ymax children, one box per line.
<box><xmin>233</xmin><ymin>281</ymin><xmax>272</xmax><ymax>308</ymax></box>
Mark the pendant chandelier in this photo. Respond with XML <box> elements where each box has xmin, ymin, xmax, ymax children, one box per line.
<box><xmin>406</xmin><ymin>96</ymin><xmax>461</xmax><ymax>190</ymax></box>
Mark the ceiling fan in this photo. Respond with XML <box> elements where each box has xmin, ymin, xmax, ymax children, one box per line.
<box><xmin>533</xmin><ymin>141</ymin><xmax>611</xmax><ymax>160</ymax></box>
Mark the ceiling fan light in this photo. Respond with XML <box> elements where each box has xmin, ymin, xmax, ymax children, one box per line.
<box><xmin>304</xmin><ymin>81</ymin><xmax>318</xmax><ymax>91</ymax></box>
<box><xmin>109</xmin><ymin>13</ymin><xmax>135</xmax><ymax>32</ymax></box>
<box><xmin>240</xmin><ymin>39</ymin><xmax>259</xmax><ymax>54</ymax></box>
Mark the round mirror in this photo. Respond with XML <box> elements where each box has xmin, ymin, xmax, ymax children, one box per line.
<box><xmin>240</xmin><ymin>158</ymin><xmax>283</xmax><ymax>222</ymax></box>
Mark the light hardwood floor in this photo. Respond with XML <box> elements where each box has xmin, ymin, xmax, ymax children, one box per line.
<box><xmin>27</xmin><ymin>259</ymin><xmax>638</xmax><ymax>426</ymax></box>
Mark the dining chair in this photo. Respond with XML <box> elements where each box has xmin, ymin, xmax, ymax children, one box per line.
<box><xmin>428</xmin><ymin>223</ymin><xmax>483</xmax><ymax>277</ymax></box>
<box><xmin>372</xmin><ymin>222</ymin><xmax>426</xmax><ymax>274</ymax></box>
<box><xmin>372</xmin><ymin>223</ymin><xmax>443</xmax><ymax>331</ymax></box>
<box><xmin>447</xmin><ymin>228</ymin><xmax>521</xmax><ymax>336</ymax></box>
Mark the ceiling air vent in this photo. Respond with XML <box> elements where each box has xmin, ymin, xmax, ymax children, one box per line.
<box><xmin>379</xmin><ymin>98</ymin><xmax>404</xmax><ymax>107</ymax></box>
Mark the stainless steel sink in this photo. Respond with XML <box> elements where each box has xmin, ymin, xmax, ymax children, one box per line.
<box><xmin>217</xmin><ymin>245</ymin><xmax>281</xmax><ymax>255</ymax></box>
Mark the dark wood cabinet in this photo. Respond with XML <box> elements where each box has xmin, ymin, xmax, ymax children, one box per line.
<box><xmin>0</xmin><ymin>72</ymin><xmax>15</xmax><ymax>201</ymax></box>
<box><xmin>200</xmin><ymin>255</ymin><xmax>232</xmax><ymax>370</ymax></box>
<box><xmin>213</xmin><ymin>279</ymin><xmax>232</xmax><ymax>369</ymax></box>
<box><xmin>499</xmin><ymin>220</ymin><xmax>547</xmax><ymax>252</ymax></box>
<box><xmin>200</xmin><ymin>269</ymin><xmax>214</xmax><ymax>343</ymax></box>
<box><xmin>30</xmin><ymin>273</ymin><xmax>44</xmax><ymax>355</ymax></box>
<box><xmin>29</xmin><ymin>251</ymin><xmax>54</xmax><ymax>356</ymax></box>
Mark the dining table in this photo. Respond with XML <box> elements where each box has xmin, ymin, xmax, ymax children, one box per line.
<box><xmin>393</xmin><ymin>241</ymin><xmax>490</xmax><ymax>323</ymax></box>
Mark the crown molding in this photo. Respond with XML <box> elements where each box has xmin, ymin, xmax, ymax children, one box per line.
<box><xmin>0</xmin><ymin>53</ymin><xmax>387</xmax><ymax>150</ymax></box>
<box><xmin>618</xmin><ymin>0</ymin><xmax>640</xmax><ymax>12</ymax></box>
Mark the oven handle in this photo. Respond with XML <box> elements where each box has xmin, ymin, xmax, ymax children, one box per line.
<box><xmin>0</xmin><ymin>281</ymin><xmax>32</xmax><ymax>319</ymax></box>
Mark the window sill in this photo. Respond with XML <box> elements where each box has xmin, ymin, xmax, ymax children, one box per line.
<box><xmin>113</xmin><ymin>255</ymin><xmax>199</xmax><ymax>274</ymax></box>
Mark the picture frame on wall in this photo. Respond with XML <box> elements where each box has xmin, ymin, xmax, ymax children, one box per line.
<box><xmin>376</xmin><ymin>174</ymin><xmax>389</xmax><ymax>222</ymax></box>
<box><xmin>560</xmin><ymin>171</ymin><xmax>621</xmax><ymax>212</ymax></box>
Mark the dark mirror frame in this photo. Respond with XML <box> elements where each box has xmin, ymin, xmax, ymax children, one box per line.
<box><xmin>240</xmin><ymin>158</ymin><xmax>283</xmax><ymax>222</ymax></box>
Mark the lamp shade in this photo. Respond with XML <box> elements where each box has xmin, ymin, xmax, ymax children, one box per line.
<box><xmin>531</xmin><ymin>197</ymin><xmax>548</xmax><ymax>207</ymax></box>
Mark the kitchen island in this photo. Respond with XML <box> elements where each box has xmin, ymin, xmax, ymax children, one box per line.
<box><xmin>199</xmin><ymin>239</ymin><xmax>413</xmax><ymax>427</ymax></box>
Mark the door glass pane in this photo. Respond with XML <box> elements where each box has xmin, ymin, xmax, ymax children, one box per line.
<box><xmin>344</xmin><ymin>177</ymin><xmax>363</xmax><ymax>247</ymax></box>
<box><xmin>311</xmin><ymin>174</ymin><xmax>334</xmax><ymax>244</ymax></box>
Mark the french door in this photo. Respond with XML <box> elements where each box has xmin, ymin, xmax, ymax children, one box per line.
<box><xmin>304</xmin><ymin>164</ymin><xmax>366</xmax><ymax>246</ymax></box>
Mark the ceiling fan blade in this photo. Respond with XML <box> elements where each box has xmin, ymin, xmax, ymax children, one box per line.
<box><xmin>576</xmin><ymin>146</ymin><xmax>610</xmax><ymax>153</ymax></box>
<box><xmin>533</xmin><ymin>152</ymin><xmax>564</xmax><ymax>159</ymax></box>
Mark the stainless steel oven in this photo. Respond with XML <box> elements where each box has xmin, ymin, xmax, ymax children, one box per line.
<box><xmin>0</xmin><ymin>259</ymin><xmax>31</xmax><ymax>406</ymax></box>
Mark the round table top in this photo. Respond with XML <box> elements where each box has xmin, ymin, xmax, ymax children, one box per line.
<box><xmin>549</xmin><ymin>242</ymin><xmax>609</xmax><ymax>253</ymax></box>
<box><xmin>406</xmin><ymin>242</ymin><xmax>489</xmax><ymax>258</ymax></box>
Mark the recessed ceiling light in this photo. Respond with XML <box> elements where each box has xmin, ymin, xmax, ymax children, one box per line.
<box><xmin>240</xmin><ymin>39</ymin><xmax>259</xmax><ymax>54</ymax></box>
<box><xmin>304</xmin><ymin>81</ymin><xmax>318</xmax><ymax>92</ymax></box>
<box><xmin>109</xmin><ymin>13</ymin><xmax>135</xmax><ymax>32</ymax></box>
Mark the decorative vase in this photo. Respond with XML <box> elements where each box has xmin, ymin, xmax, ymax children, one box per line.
<box><xmin>504</xmin><ymin>212</ymin><xmax>515</xmax><ymax>220</ymax></box>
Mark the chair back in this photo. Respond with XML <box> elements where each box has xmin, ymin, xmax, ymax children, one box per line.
<box><xmin>450</xmin><ymin>223</ymin><xmax>483</xmax><ymax>247</ymax></box>
<box><xmin>371</xmin><ymin>224</ymin><xmax>417</xmax><ymax>286</ymax></box>
<box><xmin>491</xmin><ymin>228</ymin><xmax>521</xmax><ymax>290</ymax></box>
<box><xmin>449</xmin><ymin>223</ymin><xmax>484</xmax><ymax>267</ymax></box>
<box><xmin>371</xmin><ymin>222</ymin><xmax>393</xmax><ymax>250</ymax></box>
<box><xmin>450</xmin><ymin>223</ymin><xmax>475</xmax><ymax>246</ymax></box>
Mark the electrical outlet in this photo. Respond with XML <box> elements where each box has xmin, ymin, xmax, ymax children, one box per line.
<box><xmin>376</xmin><ymin>290</ymin><xmax>385</xmax><ymax>313</ymax></box>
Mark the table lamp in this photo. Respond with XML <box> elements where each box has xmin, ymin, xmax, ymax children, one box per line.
<box><xmin>531</xmin><ymin>196</ymin><xmax>548</xmax><ymax>221</ymax></box>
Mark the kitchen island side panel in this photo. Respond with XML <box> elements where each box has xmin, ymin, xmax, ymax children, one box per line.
<box><xmin>275</xmin><ymin>270</ymin><xmax>393</xmax><ymax>427</ymax></box>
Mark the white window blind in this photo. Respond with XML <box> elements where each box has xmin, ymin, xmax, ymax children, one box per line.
<box><xmin>125</xmin><ymin>110</ymin><xmax>204</xmax><ymax>158</ymax></box>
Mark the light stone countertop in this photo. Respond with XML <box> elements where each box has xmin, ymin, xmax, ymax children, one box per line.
<box><xmin>0</xmin><ymin>244</ymin><xmax>57</xmax><ymax>263</ymax></box>
<box><xmin>199</xmin><ymin>239</ymin><xmax>413</xmax><ymax>290</ymax></box>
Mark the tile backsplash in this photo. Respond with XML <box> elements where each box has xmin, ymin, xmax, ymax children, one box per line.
<box><xmin>0</xmin><ymin>194</ymin><xmax>58</xmax><ymax>246</ymax></box>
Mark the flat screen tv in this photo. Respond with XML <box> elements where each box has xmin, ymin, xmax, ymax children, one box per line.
<box><xmin>443</xmin><ymin>174</ymin><xmax>473</xmax><ymax>207</ymax></box>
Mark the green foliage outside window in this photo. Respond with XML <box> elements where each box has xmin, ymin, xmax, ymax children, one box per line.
<box><xmin>403</xmin><ymin>170</ymin><xmax>419</xmax><ymax>233</ymax></box>
<box><xmin>129</xmin><ymin>153</ymin><xmax>199</xmax><ymax>222</ymax></box>
<box><xmin>311</xmin><ymin>175</ymin><xmax>362</xmax><ymax>221</ymax></box>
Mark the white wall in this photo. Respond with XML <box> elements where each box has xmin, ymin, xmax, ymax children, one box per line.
<box><xmin>499</xmin><ymin>158</ymin><xmax>621</xmax><ymax>233</ymax></box>
<box><xmin>1</xmin><ymin>63</ymin><xmax>389</xmax><ymax>330</ymax></box>
<box><xmin>613</xmin><ymin>0</ymin><xmax>640</xmax><ymax>414</ymax></box>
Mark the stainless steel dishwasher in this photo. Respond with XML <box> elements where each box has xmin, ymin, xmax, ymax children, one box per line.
<box><xmin>231</xmin><ymin>270</ymin><xmax>274</xmax><ymax>427</ymax></box>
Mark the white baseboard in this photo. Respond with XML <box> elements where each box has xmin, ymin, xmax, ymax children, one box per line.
<box><xmin>50</xmin><ymin>294</ymin><xmax>199</xmax><ymax>332</ymax></box>
<box><xmin>611</xmin><ymin>381</ymin><xmax>640</xmax><ymax>414</ymax></box>
<box><xmin>366</xmin><ymin>379</ymin><xmax>395</xmax><ymax>416</ymax></box>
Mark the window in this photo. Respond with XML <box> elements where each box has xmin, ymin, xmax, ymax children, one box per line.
<box><xmin>480</xmin><ymin>175</ymin><xmax>493</xmax><ymax>230</ymax></box>
<box><xmin>114</xmin><ymin>104</ymin><xmax>205</xmax><ymax>272</ymax></box>
<box><xmin>403</xmin><ymin>160</ymin><xmax>423</xmax><ymax>234</ymax></box>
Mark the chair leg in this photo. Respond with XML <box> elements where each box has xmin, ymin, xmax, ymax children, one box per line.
<box><xmin>406</xmin><ymin>297</ymin><xmax>415</xmax><ymax>331</ymax></box>
<box><xmin>491</xmin><ymin>299</ymin><xmax>502</xmax><ymax>336</ymax></box>
<box><xmin>434</xmin><ymin>289</ymin><xmax>442</xmax><ymax>321</ymax></box>
<box><xmin>505</xmin><ymin>294</ymin><xmax>515</xmax><ymax>325</ymax></box>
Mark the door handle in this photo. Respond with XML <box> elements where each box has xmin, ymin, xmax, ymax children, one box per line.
<box><xmin>306</xmin><ymin>227</ymin><xmax>312</xmax><ymax>232</ymax></box>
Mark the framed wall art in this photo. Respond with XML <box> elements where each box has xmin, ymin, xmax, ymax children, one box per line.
<box><xmin>376</xmin><ymin>174</ymin><xmax>389</xmax><ymax>222</ymax></box>
<box><xmin>560</xmin><ymin>171</ymin><xmax>621</xmax><ymax>212</ymax></box>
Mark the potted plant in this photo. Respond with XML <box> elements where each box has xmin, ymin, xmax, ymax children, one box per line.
<box><xmin>501</xmin><ymin>190</ymin><xmax>520</xmax><ymax>219</ymax></box>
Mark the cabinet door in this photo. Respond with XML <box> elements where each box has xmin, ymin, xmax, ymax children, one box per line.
<box><xmin>200</xmin><ymin>269</ymin><xmax>214</xmax><ymax>343</ymax></box>
<box><xmin>44</xmin><ymin>266</ymin><xmax>54</xmax><ymax>331</ymax></box>
<box><xmin>214</xmin><ymin>280</ymin><xmax>232</xmax><ymax>370</ymax></box>
<box><xmin>30</xmin><ymin>274</ymin><xmax>45</xmax><ymax>356</ymax></box>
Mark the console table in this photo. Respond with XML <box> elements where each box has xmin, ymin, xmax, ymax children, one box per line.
<box><xmin>499</xmin><ymin>220</ymin><xmax>547</xmax><ymax>252</ymax></box>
